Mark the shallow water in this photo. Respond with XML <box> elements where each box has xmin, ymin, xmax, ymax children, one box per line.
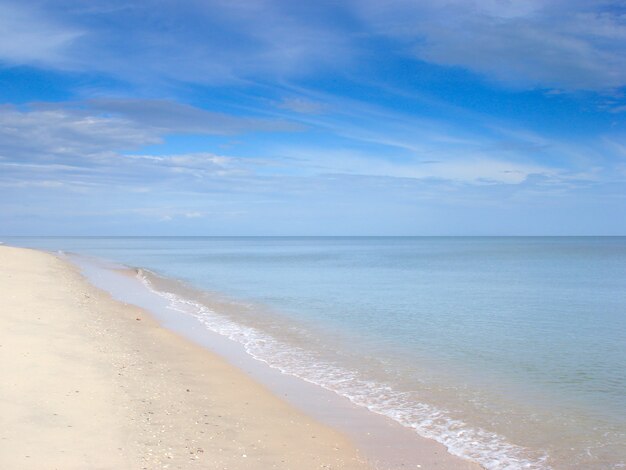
<box><xmin>7</xmin><ymin>236</ymin><xmax>626</xmax><ymax>469</ymax></box>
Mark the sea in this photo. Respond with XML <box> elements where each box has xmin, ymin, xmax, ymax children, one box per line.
<box><xmin>6</xmin><ymin>236</ymin><xmax>626</xmax><ymax>469</ymax></box>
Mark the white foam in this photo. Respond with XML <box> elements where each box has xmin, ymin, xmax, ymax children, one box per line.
<box><xmin>136</xmin><ymin>269</ymin><xmax>551</xmax><ymax>470</ymax></box>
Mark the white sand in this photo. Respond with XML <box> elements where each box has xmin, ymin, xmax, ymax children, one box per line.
<box><xmin>0</xmin><ymin>245</ymin><xmax>367</xmax><ymax>469</ymax></box>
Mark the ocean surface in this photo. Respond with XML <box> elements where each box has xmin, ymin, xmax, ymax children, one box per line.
<box><xmin>6</xmin><ymin>237</ymin><xmax>626</xmax><ymax>469</ymax></box>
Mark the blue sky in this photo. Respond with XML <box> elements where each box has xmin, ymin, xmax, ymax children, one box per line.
<box><xmin>1</xmin><ymin>0</ymin><xmax>625</xmax><ymax>235</ymax></box>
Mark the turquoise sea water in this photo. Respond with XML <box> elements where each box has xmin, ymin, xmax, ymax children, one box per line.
<box><xmin>7</xmin><ymin>237</ymin><xmax>626</xmax><ymax>469</ymax></box>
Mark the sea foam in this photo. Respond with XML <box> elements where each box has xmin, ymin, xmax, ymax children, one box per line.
<box><xmin>136</xmin><ymin>268</ymin><xmax>549</xmax><ymax>470</ymax></box>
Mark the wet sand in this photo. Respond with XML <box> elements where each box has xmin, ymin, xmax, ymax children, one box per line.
<box><xmin>0</xmin><ymin>244</ymin><xmax>480</xmax><ymax>469</ymax></box>
<box><xmin>0</xmin><ymin>245</ymin><xmax>366</xmax><ymax>469</ymax></box>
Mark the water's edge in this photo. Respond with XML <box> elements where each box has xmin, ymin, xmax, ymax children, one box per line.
<box><xmin>62</xmin><ymin>250</ymin><xmax>488</xmax><ymax>469</ymax></box>
<box><xmin>62</xmin><ymin>249</ymin><xmax>556</xmax><ymax>470</ymax></box>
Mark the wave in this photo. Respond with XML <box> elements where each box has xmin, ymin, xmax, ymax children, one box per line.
<box><xmin>136</xmin><ymin>268</ymin><xmax>550</xmax><ymax>470</ymax></box>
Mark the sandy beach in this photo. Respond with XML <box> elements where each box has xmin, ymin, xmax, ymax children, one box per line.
<box><xmin>0</xmin><ymin>245</ymin><xmax>368</xmax><ymax>469</ymax></box>
<box><xmin>0</xmin><ymin>244</ymin><xmax>485</xmax><ymax>470</ymax></box>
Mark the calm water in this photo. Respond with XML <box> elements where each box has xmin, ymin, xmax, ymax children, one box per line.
<box><xmin>7</xmin><ymin>237</ymin><xmax>626</xmax><ymax>469</ymax></box>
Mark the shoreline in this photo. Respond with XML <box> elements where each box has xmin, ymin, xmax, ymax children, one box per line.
<box><xmin>0</xmin><ymin>245</ymin><xmax>367</xmax><ymax>469</ymax></box>
<box><xmin>69</xmin><ymin>250</ymin><xmax>482</xmax><ymax>469</ymax></box>
<box><xmin>1</xmin><ymin>244</ymin><xmax>480</xmax><ymax>469</ymax></box>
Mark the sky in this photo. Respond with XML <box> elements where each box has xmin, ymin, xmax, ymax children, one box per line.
<box><xmin>1</xmin><ymin>0</ymin><xmax>625</xmax><ymax>235</ymax></box>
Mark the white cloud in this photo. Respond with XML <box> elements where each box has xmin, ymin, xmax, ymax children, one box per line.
<box><xmin>3</xmin><ymin>0</ymin><xmax>353</xmax><ymax>84</ymax></box>
<box><xmin>353</xmin><ymin>0</ymin><xmax>626</xmax><ymax>90</ymax></box>
<box><xmin>88</xmin><ymin>99</ymin><xmax>298</xmax><ymax>134</ymax></box>
<box><xmin>0</xmin><ymin>2</ymin><xmax>82</xmax><ymax>67</ymax></box>
<box><xmin>0</xmin><ymin>104</ymin><xmax>160</xmax><ymax>161</ymax></box>
<box><xmin>0</xmin><ymin>100</ymin><xmax>296</xmax><ymax>165</ymax></box>
<box><xmin>276</xmin><ymin>97</ymin><xmax>328</xmax><ymax>114</ymax></box>
<box><xmin>5</xmin><ymin>0</ymin><xmax>625</xmax><ymax>92</ymax></box>
<box><xmin>274</xmin><ymin>146</ymin><xmax>559</xmax><ymax>184</ymax></box>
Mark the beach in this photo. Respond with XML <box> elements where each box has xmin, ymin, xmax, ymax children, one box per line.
<box><xmin>1</xmin><ymin>0</ymin><xmax>623</xmax><ymax>467</ymax></box>
<box><xmin>0</xmin><ymin>244</ymin><xmax>485</xmax><ymax>470</ymax></box>
<box><xmin>0</xmin><ymin>245</ymin><xmax>368</xmax><ymax>469</ymax></box>
<box><xmin>3</xmin><ymin>237</ymin><xmax>625</xmax><ymax>469</ymax></box>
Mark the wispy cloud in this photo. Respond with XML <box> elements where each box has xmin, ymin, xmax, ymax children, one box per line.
<box><xmin>4</xmin><ymin>1</ymin><xmax>626</xmax><ymax>93</ymax></box>
<box><xmin>0</xmin><ymin>100</ymin><xmax>297</xmax><ymax>164</ymax></box>
<box><xmin>1</xmin><ymin>98</ymin><xmax>619</xmax><ymax>192</ymax></box>
<box><xmin>353</xmin><ymin>0</ymin><xmax>626</xmax><ymax>91</ymax></box>
<box><xmin>276</xmin><ymin>97</ymin><xmax>328</xmax><ymax>114</ymax></box>
<box><xmin>1</xmin><ymin>1</ymin><xmax>625</xmax><ymax>235</ymax></box>
<box><xmin>0</xmin><ymin>104</ymin><xmax>160</xmax><ymax>162</ymax></box>
<box><xmin>87</xmin><ymin>99</ymin><xmax>299</xmax><ymax>134</ymax></box>
<box><xmin>0</xmin><ymin>2</ymin><xmax>82</xmax><ymax>67</ymax></box>
<box><xmin>4</xmin><ymin>0</ymin><xmax>353</xmax><ymax>85</ymax></box>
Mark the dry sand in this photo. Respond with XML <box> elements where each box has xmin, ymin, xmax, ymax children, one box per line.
<box><xmin>0</xmin><ymin>245</ymin><xmax>368</xmax><ymax>469</ymax></box>
<box><xmin>0</xmin><ymin>245</ymin><xmax>482</xmax><ymax>470</ymax></box>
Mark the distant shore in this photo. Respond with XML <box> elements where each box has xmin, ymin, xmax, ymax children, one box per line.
<box><xmin>0</xmin><ymin>245</ymin><xmax>367</xmax><ymax>469</ymax></box>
